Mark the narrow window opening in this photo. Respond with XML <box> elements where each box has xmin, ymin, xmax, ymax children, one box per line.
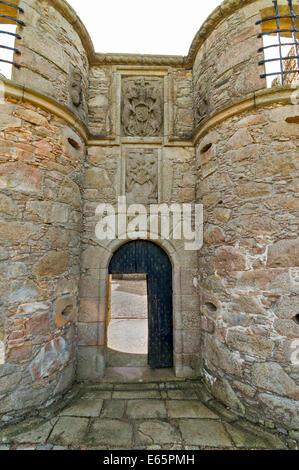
<box><xmin>107</xmin><ymin>273</ymin><xmax>148</xmax><ymax>358</ymax></box>
<box><xmin>294</xmin><ymin>314</ymin><xmax>299</xmax><ymax>325</ymax></box>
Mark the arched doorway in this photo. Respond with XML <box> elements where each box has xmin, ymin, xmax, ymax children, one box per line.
<box><xmin>109</xmin><ymin>240</ymin><xmax>173</xmax><ymax>368</ymax></box>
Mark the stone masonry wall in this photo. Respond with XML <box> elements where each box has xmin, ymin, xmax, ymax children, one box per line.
<box><xmin>195</xmin><ymin>102</ymin><xmax>299</xmax><ymax>436</ymax></box>
<box><xmin>88</xmin><ymin>66</ymin><xmax>193</xmax><ymax>140</ymax></box>
<box><xmin>0</xmin><ymin>97</ymin><xmax>85</xmax><ymax>425</ymax></box>
<box><xmin>12</xmin><ymin>0</ymin><xmax>89</xmax><ymax>122</ymax></box>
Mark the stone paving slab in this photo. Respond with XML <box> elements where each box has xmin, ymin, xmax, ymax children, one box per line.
<box><xmin>88</xmin><ymin>419</ymin><xmax>133</xmax><ymax>447</ymax></box>
<box><xmin>178</xmin><ymin>419</ymin><xmax>233</xmax><ymax>448</ymax></box>
<box><xmin>9</xmin><ymin>419</ymin><xmax>57</xmax><ymax>445</ymax></box>
<box><xmin>0</xmin><ymin>380</ymin><xmax>292</xmax><ymax>450</ymax></box>
<box><xmin>59</xmin><ymin>397</ymin><xmax>103</xmax><ymax>417</ymax></box>
<box><xmin>136</xmin><ymin>420</ymin><xmax>182</xmax><ymax>445</ymax></box>
<box><xmin>101</xmin><ymin>400</ymin><xmax>126</xmax><ymax>418</ymax></box>
<box><xmin>127</xmin><ymin>399</ymin><xmax>167</xmax><ymax>419</ymax></box>
<box><xmin>166</xmin><ymin>400</ymin><xmax>219</xmax><ymax>419</ymax></box>
<box><xmin>224</xmin><ymin>422</ymin><xmax>287</xmax><ymax>450</ymax></box>
<box><xmin>48</xmin><ymin>417</ymin><xmax>89</xmax><ymax>446</ymax></box>
<box><xmin>114</xmin><ymin>383</ymin><xmax>160</xmax><ymax>391</ymax></box>
<box><xmin>167</xmin><ymin>389</ymin><xmax>198</xmax><ymax>400</ymax></box>
<box><xmin>112</xmin><ymin>390</ymin><xmax>161</xmax><ymax>399</ymax></box>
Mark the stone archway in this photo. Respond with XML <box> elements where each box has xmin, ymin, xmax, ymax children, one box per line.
<box><xmin>108</xmin><ymin>240</ymin><xmax>173</xmax><ymax>369</ymax></box>
<box><xmin>78</xmin><ymin>235</ymin><xmax>200</xmax><ymax>380</ymax></box>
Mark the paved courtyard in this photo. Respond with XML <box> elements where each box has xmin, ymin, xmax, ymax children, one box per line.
<box><xmin>0</xmin><ymin>380</ymin><xmax>289</xmax><ymax>450</ymax></box>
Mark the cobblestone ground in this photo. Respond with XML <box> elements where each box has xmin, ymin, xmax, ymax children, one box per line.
<box><xmin>0</xmin><ymin>381</ymin><xmax>291</xmax><ymax>450</ymax></box>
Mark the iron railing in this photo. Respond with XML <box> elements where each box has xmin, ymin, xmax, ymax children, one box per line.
<box><xmin>256</xmin><ymin>0</ymin><xmax>299</xmax><ymax>85</ymax></box>
<box><xmin>0</xmin><ymin>1</ymin><xmax>24</xmax><ymax>69</ymax></box>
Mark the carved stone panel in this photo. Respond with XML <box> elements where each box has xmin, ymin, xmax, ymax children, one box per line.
<box><xmin>122</xmin><ymin>77</ymin><xmax>163</xmax><ymax>137</ymax></box>
<box><xmin>126</xmin><ymin>149</ymin><xmax>158</xmax><ymax>204</ymax></box>
<box><xmin>70</xmin><ymin>65</ymin><xmax>82</xmax><ymax>108</ymax></box>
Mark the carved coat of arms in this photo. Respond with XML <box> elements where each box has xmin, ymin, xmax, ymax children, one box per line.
<box><xmin>122</xmin><ymin>78</ymin><xmax>163</xmax><ymax>137</ymax></box>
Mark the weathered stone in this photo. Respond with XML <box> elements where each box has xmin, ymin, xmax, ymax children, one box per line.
<box><xmin>88</xmin><ymin>419</ymin><xmax>133</xmax><ymax>447</ymax></box>
<box><xmin>16</xmin><ymin>109</ymin><xmax>49</xmax><ymax>126</ymax></box>
<box><xmin>204</xmin><ymin>336</ymin><xmax>243</xmax><ymax>376</ymax></box>
<box><xmin>166</xmin><ymin>400</ymin><xmax>218</xmax><ymax>419</ymax></box>
<box><xmin>267</xmin><ymin>239</ymin><xmax>299</xmax><ymax>267</ymax></box>
<box><xmin>60</xmin><ymin>396</ymin><xmax>103</xmax><ymax>417</ymax></box>
<box><xmin>25</xmin><ymin>312</ymin><xmax>50</xmax><ymax>336</ymax></box>
<box><xmin>13</xmin><ymin>420</ymin><xmax>57</xmax><ymax>444</ymax></box>
<box><xmin>275</xmin><ymin>295</ymin><xmax>299</xmax><ymax>320</ymax></box>
<box><xmin>26</xmin><ymin>201</ymin><xmax>69</xmax><ymax>224</ymax></box>
<box><xmin>85</xmin><ymin>168</ymin><xmax>111</xmax><ymax>189</ymax></box>
<box><xmin>252</xmin><ymin>363</ymin><xmax>298</xmax><ymax>399</ymax></box>
<box><xmin>259</xmin><ymin>394</ymin><xmax>299</xmax><ymax>430</ymax></box>
<box><xmin>0</xmin><ymin>222</ymin><xmax>39</xmax><ymax>242</ymax></box>
<box><xmin>204</xmin><ymin>225</ymin><xmax>225</xmax><ymax>244</ymax></box>
<box><xmin>126</xmin><ymin>400</ymin><xmax>167</xmax><ymax>419</ymax></box>
<box><xmin>101</xmin><ymin>400</ymin><xmax>125</xmax><ymax>418</ymax></box>
<box><xmin>112</xmin><ymin>390</ymin><xmax>161</xmax><ymax>399</ymax></box>
<box><xmin>53</xmin><ymin>296</ymin><xmax>76</xmax><ymax>328</ymax></box>
<box><xmin>224</xmin><ymin>422</ymin><xmax>286</xmax><ymax>449</ymax></box>
<box><xmin>178</xmin><ymin>419</ymin><xmax>232</xmax><ymax>447</ymax></box>
<box><xmin>212</xmin><ymin>378</ymin><xmax>245</xmax><ymax>415</ymax></box>
<box><xmin>213</xmin><ymin>207</ymin><xmax>232</xmax><ymax>222</ymax></box>
<box><xmin>49</xmin><ymin>417</ymin><xmax>89</xmax><ymax>446</ymax></box>
<box><xmin>29</xmin><ymin>337</ymin><xmax>70</xmax><ymax>380</ymax></box>
<box><xmin>32</xmin><ymin>251</ymin><xmax>68</xmax><ymax>278</ymax></box>
<box><xmin>167</xmin><ymin>389</ymin><xmax>198</xmax><ymax>400</ymax></box>
<box><xmin>226</xmin><ymin>129</ymin><xmax>253</xmax><ymax>150</ymax></box>
<box><xmin>0</xmin><ymin>194</ymin><xmax>18</xmax><ymax>216</ymax></box>
<box><xmin>213</xmin><ymin>246</ymin><xmax>246</xmax><ymax>271</ymax></box>
<box><xmin>0</xmin><ymin>163</ymin><xmax>42</xmax><ymax>194</ymax></box>
<box><xmin>77</xmin><ymin>346</ymin><xmax>105</xmax><ymax>381</ymax></box>
<box><xmin>137</xmin><ymin>420</ymin><xmax>181</xmax><ymax>445</ymax></box>
<box><xmin>227</xmin><ymin>330</ymin><xmax>274</xmax><ymax>359</ymax></box>
<box><xmin>59</xmin><ymin>179</ymin><xmax>81</xmax><ymax>209</ymax></box>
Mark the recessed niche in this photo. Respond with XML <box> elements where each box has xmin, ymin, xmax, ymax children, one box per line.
<box><xmin>68</xmin><ymin>137</ymin><xmax>80</xmax><ymax>150</ymax></box>
<box><xmin>293</xmin><ymin>314</ymin><xmax>299</xmax><ymax>325</ymax></box>
<box><xmin>286</xmin><ymin>116</ymin><xmax>299</xmax><ymax>124</ymax></box>
<box><xmin>201</xmin><ymin>143</ymin><xmax>213</xmax><ymax>154</ymax></box>
<box><xmin>61</xmin><ymin>304</ymin><xmax>73</xmax><ymax>320</ymax></box>
<box><xmin>205</xmin><ymin>302</ymin><xmax>218</xmax><ymax>313</ymax></box>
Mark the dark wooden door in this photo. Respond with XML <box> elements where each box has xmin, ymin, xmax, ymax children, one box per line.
<box><xmin>109</xmin><ymin>241</ymin><xmax>173</xmax><ymax>368</ymax></box>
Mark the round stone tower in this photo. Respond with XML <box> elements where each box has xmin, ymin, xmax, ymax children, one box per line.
<box><xmin>0</xmin><ymin>0</ymin><xmax>88</xmax><ymax>423</ymax></box>
<box><xmin>193</xmin><ymin>0</ymin><xmax>298</xmax><ymax>437</ymax></box>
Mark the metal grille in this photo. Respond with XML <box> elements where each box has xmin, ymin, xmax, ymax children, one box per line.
<box><xmin>256</xmin><ymin>0</ymin><xmax>299</xmax><ymax>85</ymax></box>
<box><xmin>0</xmin><ymin>1</ymin><xmax>24</xmax><ymax>69</ymax></box>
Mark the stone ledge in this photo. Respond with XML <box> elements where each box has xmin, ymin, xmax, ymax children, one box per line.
<box><xmin>2</xmin><ymin>77</ymin><xmax>88</xmax><ymax>143</ymax></box>
<box><xmin>193</xmin><ymin>85</ymin><xmax>298</xmax><ymax>145</ymax></box>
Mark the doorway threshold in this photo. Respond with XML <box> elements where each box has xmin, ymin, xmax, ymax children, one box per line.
<box><xmin>102</xmin><ymin>367</ymin><xmax>180</xmax><ymax>383</ymax></box>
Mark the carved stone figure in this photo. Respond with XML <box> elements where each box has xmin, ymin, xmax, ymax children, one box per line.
<box><xmin>122</xmin><ymin>78</ymin><xmax>163</xmax><ymax>136</ymax></box>
<box><xmin>126</xmin><ymin>149</ymin><xmax>158</xmax><ymax>203</ymax></box>
<box><xmin>70</xmin><ymin>65</ymin><xmax>82</xmax><ymax>107</ymax></box>
<box><xmin>194</xmin><ymin>81</ymin><xmax>209</xmax><ymax>124</ymax></box>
